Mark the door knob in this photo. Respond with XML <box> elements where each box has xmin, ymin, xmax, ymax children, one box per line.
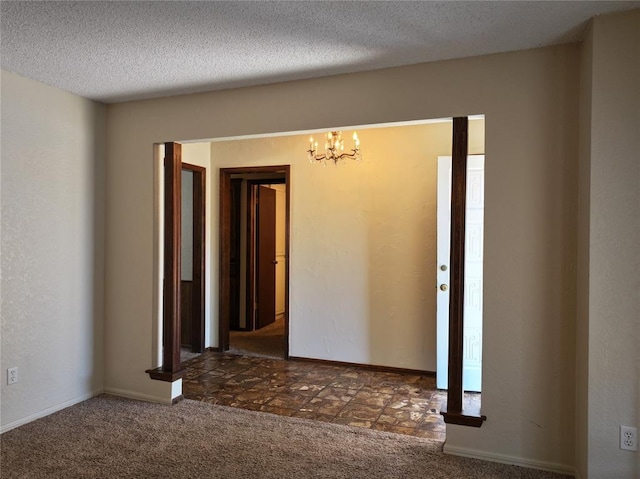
<box><xmin>272</xmin><ymin>260</ymin><xmax>278</xmax><ymax>265</ymax></box>
<box><xmin>440</xmin><ymin>265</ymin><xmax>448</xmax><ymax>271</ymax></box>
<box><xmin>440</xmin><ymin>284</ymin><xmax>448</xmax><ymax>291</ymax></box>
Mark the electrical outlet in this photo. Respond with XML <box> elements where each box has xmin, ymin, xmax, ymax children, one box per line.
<box><xmin>620</xmin><ymin>426</ymin><xmax>637</xmax><ymax>451</ymax></box>
<box><xmin>7</xmin><ymin>367</ymin><xmax>18</xmax><ymax>385</ymax></box>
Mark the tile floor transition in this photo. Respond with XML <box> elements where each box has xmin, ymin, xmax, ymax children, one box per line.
<box><xmin>182</xmin><ymin>352</ymin><xmax>466</xmax><ymax>441</ymax></box>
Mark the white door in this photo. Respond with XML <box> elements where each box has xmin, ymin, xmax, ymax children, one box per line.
<box><xmin>436</xmin><ymin>155</ymin><xmax>484</xmax><ymax>392</ymax></box>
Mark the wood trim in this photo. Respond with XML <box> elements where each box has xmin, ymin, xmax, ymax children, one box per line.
<box><xmin>446</xmin><ymin>117</ymin><xmax>467</xmax><ymax>414</ymax></box>
<box><xmin>145</xmin><ymin>366</ymin><xmax>185</xmax><ymax>382</ymax></box>
<box><xmin>289</xmin><ymin>356</ymin><xmax>435</xmax><ymax>377</ymax></box>
<box><xmin>441</xmin><ymin>410</ymin><xmax>487</xmax><ymax>427</ymax></box>
<box><xmin>219</xmin><ymin>166</ymin><xmax>290</xmax><ymax>357</ymax></box>
<box><xmin>183</xmin><ymin>163</ymin><xmax>206</xmax><ymax>353</ymax></box>
<box><xmin>246</xmin><ymin>183</ymin><xmax>257</xmax><ymax>331</ymax></box>
<box><xmin>219</xmin><ymin>170</ymin><xmax>231</xmax><ymax>352</ymax></box>
<box><xmin>162</xmin><ymin>142</ymin><xmax>182</xmax><ymax>373</ymax></box>
<box><xmin>283</xmin><ymin>168</ymin><xmax>290</xmax><ymax>359</ymax></box>
<box><xmin>229</xmin><ymin>178</ymin><xmax>242</xmax><ymax>330</ymax></box>
<box><xmin>219</xmin><ymin>166</ymin><xmax>289</xmax><ymax>176</ymax></box>
<box><xmin>440</xmin><ymin>117</ymin><xmax>485</xmax><ymax>427</ymax></box>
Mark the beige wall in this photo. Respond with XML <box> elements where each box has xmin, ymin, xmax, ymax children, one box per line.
<box><xmin>578</xmin><ymin>10</ymin><xmax>639</xmax><ymax>479</ymax></box>
<box><xmin>208</xmin><ymin>122</ymin><xmax>483</xmax><ymax>369</ymax></box>
<box><xmin>0</xmin><ymin>70</ymin><xmax>106</xmax><ymax>431</ymax></box>
<box><xmin>105</xmin><ymin>43</ymin><xmax>579</xmax><ymax>470</ymax></box>
<box><xmin>576</xmin><ymin>21</ymin><xmax>593</xmax><ymax>479</ymax></box>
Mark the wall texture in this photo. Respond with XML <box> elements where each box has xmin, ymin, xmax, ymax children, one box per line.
<box><xmin>581</xmin><ymin>10</ymin><xmax>640</xmax><ymax>479</ymax></box>
<box><xmin>0</xmin><ymin>70</ymin><xmax>106</xmax><ymax>431</ymax></box>
<box><xmin>576</xmin><ymin>21</ymin><xmax>593</xmax><ymax>479</ymax></box>
<box><xmin>105</xmin><ymin>44</ymin><xmax>579</xmax><ymax>471</ymax></box>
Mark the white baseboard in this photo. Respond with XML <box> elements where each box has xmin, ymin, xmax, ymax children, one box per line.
<box><xmin>443</xmin><ymin>444</ymin><xmax>577</xmax><ymax>477</ymax></box>
<box><xmin>1</xmin><ymin>390</ymin><xmax>101</xmax><ymax>434</ymax></box>
<box><xmin>103</xmin><ymin>387</ymin><xmax>173</xmax><ymax>405</ymax></box>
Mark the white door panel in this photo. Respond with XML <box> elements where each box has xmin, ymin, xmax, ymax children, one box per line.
<box><xmin>436</xmin><ymin>155</ymin><xmax>484</xmax><ymax>392</ymax></box>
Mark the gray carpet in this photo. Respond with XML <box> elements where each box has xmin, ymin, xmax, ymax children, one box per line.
<box><xmin>0</xmin><ymin>395</ymin><xmax>570</xmax><ymax>479</ymax></box>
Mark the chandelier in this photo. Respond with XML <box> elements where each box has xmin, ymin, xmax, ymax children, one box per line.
<box><xmin>307</xmin><ymin>131</ymin><xmax>361</xmax><ymax>165</ymax></box>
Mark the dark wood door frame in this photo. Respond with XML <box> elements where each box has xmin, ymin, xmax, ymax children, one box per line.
<box><xmin>182</xmin><ymin>163</ymin><xmax>206</xmax><ymax>353</ymax></box>
<box><xmin>219</xmin><ymin>166</ymin><xmax>290</xmax><ymax>358</ymax></box>
<box><xmin>229</xmin><ymin>179</ymin><xmax>243</xmax><ymax>331</ymax></box>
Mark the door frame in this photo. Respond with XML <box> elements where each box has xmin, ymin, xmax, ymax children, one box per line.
<box><xmin>219</xmin><ymin>165</ymin><xmax>291</xmax><ymax>357</ymax></box>
<box><xmin>182</xmin><ymin>163</ymin><xmax>206</xmax><ymax>353</ymax></box>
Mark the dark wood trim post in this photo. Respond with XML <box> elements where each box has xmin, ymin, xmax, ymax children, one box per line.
<box><xmin>442</xmin><ymin>117</ymin><xmax>486</xmax><ymax>427</ymax></box>
<box><xmin>163</xmin><ymin>142</ymin><xmax>183</xmax><ymax>372</ymax></box>
<box><xmin>146</xmin><ymin>142</ymin><xmax>185</xmax><ymax>382</ymax></box>
<box><xmin>219</xmin><ymin>170</ymin><xmax>231</xmax><ymax>352</ymax></box>
<box><xmin>447</xmin><ymin>117</ymin><xmax>468</xmax><ymax>415</ymax></box>
<box><xmin>283</xmin><ymin>167</ymin><xmax>291</xmax><ymax>359</ymax></box>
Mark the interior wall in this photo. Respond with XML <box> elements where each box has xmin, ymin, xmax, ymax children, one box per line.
<box><xmin>583</xmin><ymin>10</ymin><xmax>640</xmax><ymax>479</ymax></box>
<box><xmin>105</xmin><ymin>44</ymin><xmax>579</xmax><ymax>469</ymax></box>
<box><xmin>0</xmin><ymin>70</ymin><xmax>106</xmax><ymax>431</ymax></box>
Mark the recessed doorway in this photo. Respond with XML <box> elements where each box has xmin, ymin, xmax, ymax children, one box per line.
<box><xmin>219</xmin><ymin>166</ymin><xmax>290</xmax><ymax>359</ymax></box>
<box><xmin>180</xmin><ymin>163</ymin><xmax>206</xmax><ymax>358</ymax></box>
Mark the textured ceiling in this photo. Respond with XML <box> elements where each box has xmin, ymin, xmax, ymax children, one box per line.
<box><xmin>1</xmin><ymin>1</ymin><xmax>639</xmax><ymax>103</ymax></box>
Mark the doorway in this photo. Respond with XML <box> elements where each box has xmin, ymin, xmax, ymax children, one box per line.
<box><xmin>219</xmin><ymin>166</ymin><xmax>290</xmax><ymax>359</ymax></box>
<box><xmin>180</xmin><ymin>163</ymin><xmax>206</xmax><ymax>360</ymax></box>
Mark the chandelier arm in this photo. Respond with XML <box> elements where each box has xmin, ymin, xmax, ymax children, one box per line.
<box><xmin>335</xmin><ymin>150</ymin><xmax>360</xmax><ymax>160</ymax></box>
<box><xmin>309</xmin><ymin>150</ymin><xmax>328</xmax><ymax>162</ymax></box>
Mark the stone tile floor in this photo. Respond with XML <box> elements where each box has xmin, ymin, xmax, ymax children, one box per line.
<box><xmin>182</xmin><ymin>352</ymin><xmax>456</xmax><ymax>440</ymax></box>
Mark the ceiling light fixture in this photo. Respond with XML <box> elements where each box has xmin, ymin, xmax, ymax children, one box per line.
<box><xmin>307</xmin><ymin>131</ymin><xmax>361</xmax><ymax>165</ymax></box>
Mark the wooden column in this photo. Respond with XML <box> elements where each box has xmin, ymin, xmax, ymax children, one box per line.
<box><xmin>163</xmin><ymin>142</ymin><xmax>182</xmax><ymax>372</ymax></box>
<box><xmin>442</xmin><ymin>117</ymin><xmax>486</xmax><ymax>427</ymax></box>
<box><xmin>147</xmin><ymin>142</ymin><xmax>185</xmax><ymax>381</ymax></box>
<box><xmin>447</xmin><ymin>117</ymin><xmax>468</xmax><ymax>415</ymax></box>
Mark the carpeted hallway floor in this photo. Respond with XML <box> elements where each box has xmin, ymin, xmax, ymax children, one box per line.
<box><xmin>229</xmin><ymin>317</ymin><xmax>285</xmax><ymax>358</ymax></box>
